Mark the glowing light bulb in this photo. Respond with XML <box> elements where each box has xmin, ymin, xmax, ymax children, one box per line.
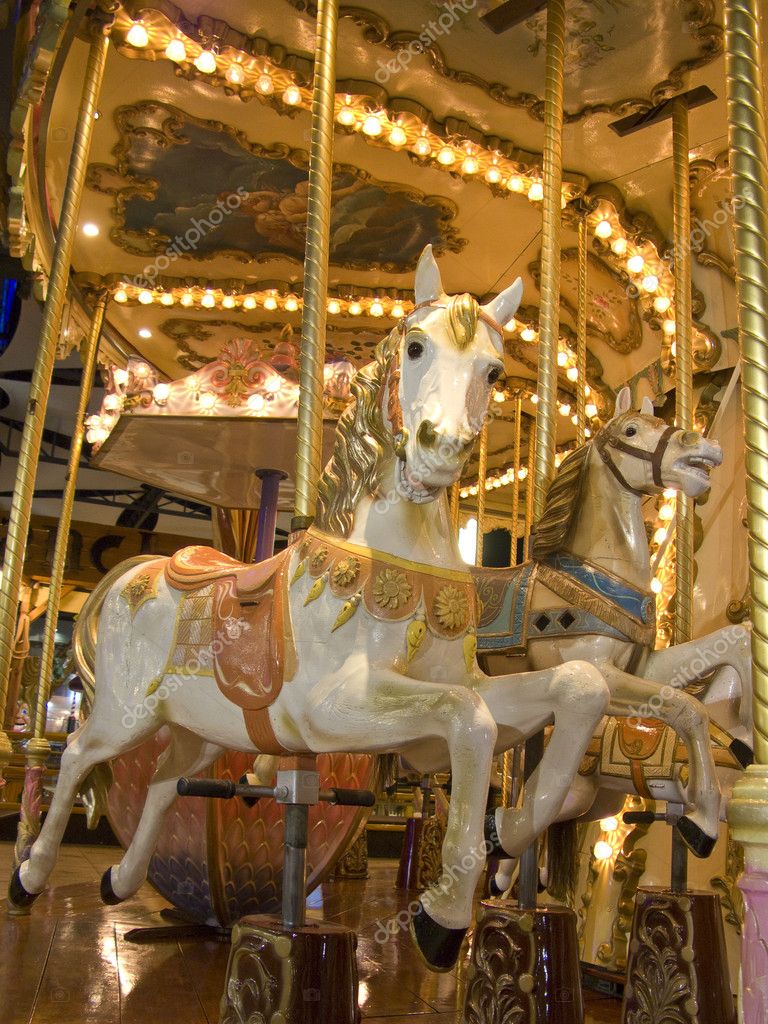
<box><xmin>611</xmin><ymin>236</ymin><xmax>628</xmax><ymax>256</ymax></box>
<box><xmin>82</xmin><ymin>222</ymin><xmax>99</xmax><ymax>237</ymax></box>
<box><xmin>530</xmin><ymin>393</ymin><xmax>539</xmax><ymax>404</ymax></box>
<box><xmin>126</xmin><ymin>22</ymin><xmax>149</xmax><ymax>48</ymax></box>
<box><xmin>412</xmin><ymin>136</ymin><xmax>432</xmax><ymax>158</ymax></box>
<box><xmin>265</xmin><ymin>375</ymin><xmax>282</xmax><ymax>393</ymax></box>
<box><xmin>663</xmin><ymin>319</ymin><xmax>676</xmax><ymax>336</ymax></box>
<box><xmin>199</xmin><ymin>391</ymin><xmax>216</xmax><ymax>410</ymax></box>
<box><xmin>153</xmin><ymin>382</ymin><xmax>170</xmax><ymax>403</ymax></box>
<box><xmin>437</xmin><ymin>146</ymin><xmax>456</xmax><ymax>166</ymax></box>
<box><xmin>160</xmin><ymin>292</ymin><xmax>174</xmax><ymax>306</ymax></box>
<box><xmin>461</xmin><ymin>155</ymin><xmax>479</xmax><ymax>175</ymax></box>
<box><xmin>653</xmin><ymin>527</ymin><xmax>667</xmax><ymax>544</ymax></box>
<box><xmin>520</xmin><ymin>327</ymin><xmax>536</xmax><ymax>342</ymax></box>
<box><xmin>194</xmin><ymin>49</ymin><xmax>217</xmax><ymax>74</ymax></box>
<box><xmin>663</xmin><ymin>488</ymin><xmax>676</xmax><ymax>499</ymax></box>
<box><xmin>114</xmin><ymin>288</ymin><xmax>128</xmax><ymax>303</ymax></box>
<box><xmin>485</xmin><ymin>165</ymin><xmax>502</xmax><ymax>184</ymax></box>
<box><xmin>327</xmin><ymin>298</ymin><xmax>341</xmax><ymax>315</ymax></box>
<box><xmin>659</xmin><ymin>504</ymin><xmax>675</xmax><ymax>521</ymax></box>
<box><xmin>528</xmin><ymin>181</ymin><xmax>544</xmax><ymax>201</ymax></box>
<box><xmin>138</xmin><ymin>328</ymin><xmax>152</xmax><ymax>339</ymax></box>
<box><xmin>165</xmin><ymin>39</ymin><xmax>187</xmax><ymax>62</ymax></box>
<box><xmin>369</xmin><ymin>299</ymin><xmax>384</xmax><ymax>317</ymax></box>
<box><xmin>593</xmin><ymin>840</ymin><xmax>613</xmax><ymax>861</ymax></box>
<box><xmin>113</xmin><ymin>368</ymin><xmax>129</xmax><ymax>387</ymax></box>
<box><xmin>242</xmin><ymin>295</ymin><xmax>257</xmax><ymax>310</ymax></box>
<box><xmin>518</xmin><ymin>467</ymin><xmax>528</xmax><ymax>479</ymax></box>
<box><xmin>493</xmin><ymin>390</ymin><xmax>505</xmax><ymax>403</ymax></box>
<box><xmin>103</xmin><ymin>394</ymin><xmax>120</xmax><ymax>412</ymax></box>
<box><xmin>362</xmin><ymin>114</ymin><xmax>383</xmax><ymax>137</ymax></box>
<box><xmin>566</xmin><ymin>366</ymin><xmax>578</xmax><ymax>382</ymax></box>
<box><xmin>388</xmin><ymin>125</ymin><xmax>407</xmax><ymax>147</ymax></box>
<box><xmin>585</xmin><ymin>384</ymin><xmax>591</xmax><ymax>396</ymax></box>
<box><xmin>226</xmin><ymin>62</ymin><xmax>245</xmax><ymax>85</ymax></box>
<box><xmin>263</xmin><ymin>294</ymin><xmax>278</xmax><ymax>310</ymax></box>
<box><xmin>595</xmin><ymin>219</ymin><xmax>613</xmax><ymax>239</ymax></box>
<box><xmin>282</xmin><ymin>85</ymin><xmax>301</xmax><ymax>106</ymax></box>
<box><xmin>507</xmin><ymin>175</ymin><xmax>524</xmax><ymax>193</ymax></box>
<box><xmin>180</xmin><ymin>292</ymin><xmax>194</xmax><ymax>307</ymax></box>
<box><xmin>138</xmin><ymin>289</ymin><xmax>153</xmax><ymax>305</ymax></box>
<box><xmin>642</xmin><ymin>274</ymin><xmax>659</xmax><ymax>293</ymax></box>
<box><xmin>391</xmin><ymin>303</ymin><xmax>405</xmax><ymax>319</ymax></box>
<box><xmin>256</xmin><ymin>73</ymin><xmax>274</xmax><ymax>94</ymax></box>
<box><xmin>585</xmin><ymin>402</ymin><xmax>598</xmax><ymax>418</ymax></box>
<box><xmin>247</xmin><ymin>393</ymin><xmax>265</xmax><ymax>411</ymax></box>
<box><xmin>651</xmin><ymin>578</ymin><xmax>663</xmax><ymax>594</ymax></box>
<box><xmin>201</xmin><ymin>291</ymin><xmax>216</xmax><ymax>308</ymax></box>
<box><xmin>654</xmin><ymin>295</ymin><xmax>672</xmax><ymax>313</ymax></box>
<box><xmin>600</xmin><ymin>817</ymin><xmax>619</xmax><ymax>832</ymax></box>
<box><xmin>221</xmin><ymin>295</ymin><xmax>236</xmax><ymax>309</ymax></box>
<box><xmin>337</xmin><ymin>104</ymin><xmax>356</xmax><ymax>126</ymax></box>
<box><xmin>627</xmin><ymin>254</ymin><xmax>645</xmax><ymax>274</ymax></box>
<box><xmin>284</xmin><ymin>294</ymin><xmax>299</xmax><ymax>312</ymax></box>
<box><xmin>348</xmin><ymin>301</ymin><xmax>362</xmax><ymax>316</ymax></box>
<box><xmin>557</xmin><ymin>350</ymin><xmax>569</xmax><ymax>366</ymax></box>
<box><xmin>559</xmin><ymin>403</ymin><xmax>571</xmax><ymax>416</ymax></box>
<box><xmin>134</xmin><ymin>362</ymin><xmax>151</xmax><ymax>377</ymax></box>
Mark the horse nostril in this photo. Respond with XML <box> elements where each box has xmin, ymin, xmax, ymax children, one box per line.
<box><xmin>417</xmin><ymin>419</ymin><xmax>439</xmax><ymax>449</ymax></box>
<box><xmin>680</xmin><ymin>431</ymin><xmax>700</xmax><ymax>447</ymax></box>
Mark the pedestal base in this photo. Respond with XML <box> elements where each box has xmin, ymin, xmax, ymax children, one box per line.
<box><xmin>463</xmin><ymin>901</ymin><xmax>583</xmax><ymax>1024</ymax></box>
<box><xmin>219</xmin><ymin>915</ymin><xmax>359</xmax><ymax>1024</ymax></box>
<box><xmin>334</xmin><ymin>830</ymin><xmax>368</xmax><ymax>880</ymax></box>
<box><xmin>621</xmin><ymin>888</ymin><xmax>735</xmax><ymax>1024</ymax></box>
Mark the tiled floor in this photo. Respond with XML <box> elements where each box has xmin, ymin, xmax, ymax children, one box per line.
<box><xmin>0</xmin><ymin>842</ymin><xmax>621</xmax><ymax>1023</ymax></box>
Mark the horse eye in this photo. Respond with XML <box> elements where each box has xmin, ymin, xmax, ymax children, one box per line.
<box><xmin>487</xmin><ymin>366</ymin><xmax>502</xmax><ymax>386</ymax></box>
<box><xmin>625</xmin><ymin>425</ymin><xmax>637</xmax><ymax>437</ymax></box>
<box><xmin>407</xmin><ymin>340</ymin><xmax>424</xmax><ymax>360</ymax></box>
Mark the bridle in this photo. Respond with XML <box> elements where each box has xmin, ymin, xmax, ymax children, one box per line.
<box><xmin>593</xmin><ymin>422</ymin><xmax>678</xmax><ymax>497</ymax></box>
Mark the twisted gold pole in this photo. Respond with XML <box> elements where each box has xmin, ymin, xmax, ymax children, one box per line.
<box><xmin>576</xmin><ymin>216</ymin><xmax>588</xmax><ymax>447</ymax></box>
<box><xmin>294</xmin><ymin>0</ymin><xmax>338</xmax><ymax>526</ymax></box>
<box><xmin>0</xmin><ymin>24</ymin><xmax>110</xmax><ymax>771</ymax></box>
<box><xmin>672</xmin><ymin>98</ymin><xmax>694</xmax><ymax>646</ymax></box>
<box><xmin>475</xmin><ymin>421</ymin><xmax>488</xmax><ymax>566</ymax></box>
<box><xmin>449</xmin><ymin>480</ymin><xmax>461</xmax><ymax>538</ymax></box>
<box><xmin>510</xmin><ymin>396</ymin><xmax>522</xmax><ymax>566</ymax></box>
<box><xmin>724</xmin><ymin>0</ymin><xmax>768</xmax><ymax>765</ymax></box>
<box><xmin>32</xmin><ymin>293</ymin><xmax>108</xmax><ymax>746</ymax></box>
<box><xmin>533</xmin><ymin>0</ymin><xmax>566</xmax><ymax>522</ymax></box>
<box><xmin>525</xmin><ymin>423</ymin><xmax>535</xmax><ymax>550</ymax></box>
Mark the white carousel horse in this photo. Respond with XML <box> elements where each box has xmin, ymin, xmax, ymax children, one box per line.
<box><xmin>475</xmin><ymin>390</ymin><xmax>753</xmax><ymax>895</ymax></box>
<box><xmin>7</xmin><ymin>247</ymin><xmax>612</xmax><ymax>971</ymax></box>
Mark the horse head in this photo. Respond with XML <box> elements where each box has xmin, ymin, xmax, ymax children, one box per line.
<box><xmin>594</xmin><ymin>386</ymin><xmax>723</xmax><ymax>499</ymax></box>
<box><xmin>384</xmin><ymin>245</ymin><xmax>522</xmax><ymax>502</ymax></box>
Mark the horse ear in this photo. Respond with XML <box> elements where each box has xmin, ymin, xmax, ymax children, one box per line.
<box><xmin>481</xmin><ymin>278</ymin><xmax>523</xmax><ymax>333</ymax></box>
<box><xmin>611</xmin><ymin>386</ymin><xmax>632</xmax><ymax>421</ymax></box>
<box><xmin>641</xmin><ymin>396</ymin><xmax>655</xmax><ymax>416</ymax></box>
<box><xmin>414</xmin><ymin>244</ymin><xmax>444</xmax><ymax>305</ymax></box>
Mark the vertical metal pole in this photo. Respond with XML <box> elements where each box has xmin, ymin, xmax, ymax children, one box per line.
<box><xmin>449</xmin><ymin>481</ymin><xmax>461</xmax><ymax>538</ymax></box>
<box><xmin>672</xmin><ymin>98</ymin><xmax>694</xmax><ymax>647</ymax></box>
<box><xmin>510</xmin><ymin>396</ymin><xmax>523</xmax><ymax>566</ymax></box>
<box><xmin>293</xmin><ymin>0</ymin><xmax>339</xmax><ymax>530</ymax></box>
<box><xmin>254</xmin><ymin>470</ymin><xmax>285</xmax><ymax>562</ymax></box>
<box><xmin>576</xmin><ymin>217</ymin><xmax>588</xmax><ymax>447</ymax></box>
<box><xmin>0</xmin><ymin>22</ymin><xmax>110</xmax><ymax>774</ymax></box>
<box><xmin>525</xmin><ymin>425</ymin><xmax>536</xmax><ymax>552</ymax></box>
<box><xmin>282</xmin><ymin>803</ymin><xmax>309</xmax><ymax>928</ymax></box>
<box><xmin>520</xmin><ymin>0</ymin><xmax>566</xmax><ymax>911</ymax></box>
<box><xmin>475</xmin><ymin>421</ymin><xmax>489</xmax><ymax>566</ymax></box>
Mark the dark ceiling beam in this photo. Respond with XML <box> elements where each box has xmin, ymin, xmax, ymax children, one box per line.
<box><xmin>0</xmin><ymin>487</ymin><xmax>211</xmax><ymax>522</ymax></box>
<box><xmin>480</xmin><ymin>0</ymin><xmax>547</xmax><ymax>34</ymax></box>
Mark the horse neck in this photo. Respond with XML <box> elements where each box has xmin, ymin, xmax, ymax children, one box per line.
<box><xmin>345</xmin><ymin>456</ymin><xmax>466</xmax><ymax>571</ymax></box>
<box><xmin>566</xmin><ymin>451</ymin><xmax>652</xmax><ymax>590</ymax></box>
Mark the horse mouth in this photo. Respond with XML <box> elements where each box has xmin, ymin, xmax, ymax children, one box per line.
<box><xmin>675</xmin><ymin>452</ymin><xmax>721</xmax><ymax>484</ymax></box>
<box><xmin>396</xmin><ymin>459</ymin><xmax>440</xmax><ymax>503</ymax></box>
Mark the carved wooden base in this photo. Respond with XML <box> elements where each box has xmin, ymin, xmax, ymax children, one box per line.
<box><xmin>395</xmin><ymin>815</ymin><xmax>445</xmax><ymax>891</ymax></box>
<box><xmin>621</xmin><ymin>888</ymin><xmax>735</xmax><ymax>1024</ymax></box>
<box><xmin>219</xmin><ymin>915</ymin><xmax>360</xmax><ymax>1024</ymax></box>
<box><xmin>334</xmin><ymin>830</ymin><xmax>369</xmax><ymax>880</ymax></box>
<box><xmin>463</xmin><ymin>901</ymin><xmax>583</xmax><ymax>1024</ymax></box>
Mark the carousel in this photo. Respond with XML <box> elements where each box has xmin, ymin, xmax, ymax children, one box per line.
<box><xmin>0</xmin><ymin>0</ymin><xmax>766</xmax><ymax>1021</ymax></box>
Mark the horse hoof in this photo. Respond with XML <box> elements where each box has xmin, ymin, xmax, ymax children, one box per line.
<box><xmin>410</xmin><ymin>903</ymin><xmax>466</xmax><ymax>972</ymax></box>
<box><xmin>484</xmin><ymin>812</ymin><xmax>511</xmax><ymax>857</ymax></box>
<box><xmin>730</xmin><ymin>738</ymin><xmax>754</xmax><ymax>769</ymax></box>
<box><xmin>100</xmin><ymin>868</ymin><xmax>125</xmax><ymax>906</ymax></box>
<box><xmin>7</xmin><ymin>866</ymin><xmax>39</xmax><ymax>912</ymax></box>
<box><xmin>676</xmin><ymin>817</ymin><xmax>717</xmax><ymax>859</ymax></box>
<box><xmin>488</xmin><ymin>874</ymin><xmax>505</xmax><ymax>898</ymax></box>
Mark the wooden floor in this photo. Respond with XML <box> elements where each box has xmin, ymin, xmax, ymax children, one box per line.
<box><xmin>0</xmin><ymin>842</ymin><xmax>621</xmax><ymax>1023</ymax></box>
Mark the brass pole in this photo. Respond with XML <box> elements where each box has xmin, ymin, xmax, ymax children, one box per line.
<box><xmin>576</xmin><ymin>216</ymin><xmax>588</xmax><ymax>447</ymax></box>
<box><xmin>533</xmin><ymin>0</ymin><xmax>566</xmax><ymax>521</ymax></box>
<box><xmin>0</xmin><ymin>22</ymin><xmax>110</xmax><ymax>771</ymax></box>
<box><xmin>723</xmin><ymin>0</ymin><xmax>768</xmax><ymax>764</ymax></box>
<box><xmin>475</xmin><ymin>421</ymin><xmax>488</xmax><ymax>566</ymax></box>
<box><xmin>294</xmin><ymin>0</ymin><xmax>339</xmax><ymax>527</ymax></box>
<box><xmin>449</xmin><ymin>480</ymin><xmax>461</xmax><ymax>538</ymax></box>
<box><xmin>672</xmin><ymin>98</ymin><xmax>694</xmax><ymax>646</ymax></box>
<box><xmin>32</xmin><ymin>293</ymin><xmax>108</xmax><ymax>747</ymax></box>
<box><xmin>525</xmin><ymin>423</ymin><xmax>536</xmax><ymax>548</ymax></box>
<box><xmin>510</xmin><ymin>396</ymin><xmax>523</xmax><ymax>566</ymax></box>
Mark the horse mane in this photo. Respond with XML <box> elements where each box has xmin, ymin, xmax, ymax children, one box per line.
<box><xmin>532</xmin><ymin>442</ymin><xmax>592</xmax><ymax>558</ymax></box>
<box><xmin>315</xmin><ymin>329</ymin><xmax>398</xmax><ymax>537</ymax></box>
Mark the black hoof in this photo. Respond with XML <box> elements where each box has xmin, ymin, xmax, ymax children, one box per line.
<box><xmin>676</xmin><ymin>816</ymin><xmax>717</xmax><ymax>859</ymax></box>
<box><xmin>730</xmin><ymin>738</ymin><xmax>754</xmax><ymax>769</ymax></box>
<box><xmin>100</xmin><ymin>867</ymin><xmax>125</xmax><ymax>906</ymax></box>
<box><xmin>410</xmin><ymin>903</ymin><xmax>466</xmax><ymax>972</ymax></box>
<box><xmin>484</xmin><ymin>812</ymin><xmax>513</xmax><ymax>858</ymax></box>
<box><xmin>7</xmin><ymin>865</ymin><xmax>39</xmax><ymax>911</ymax></box>
<box><xmin>488</xmin><ymin>873</ymin><xmax>504</xmax><ymax>898</ymax></box>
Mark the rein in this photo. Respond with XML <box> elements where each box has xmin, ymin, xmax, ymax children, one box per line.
<box><xmin>594</xmin><ymin>423</ymin><xmax>677</xmax><ymax>496</ymax></box>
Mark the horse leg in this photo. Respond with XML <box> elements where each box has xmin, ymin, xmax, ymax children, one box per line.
<box><xmin>602</xmin><ymin>664</ymin><xmax>720</xmax><ymax>857</ymax></box>
<box><xmin>102</xmin><ymin>726</ymin><xmax>223</xmax><ymax>904</ymax></box>
<box><xmin>12</xmin><ymin>711</ymin><xmax>157</xmax><ymax>906</ymax></box>
<box><xmin>477</xmin><ymin>660</ymin><xmax>610</xmax><ymax>858</ymax></box>
<box><xmin>292</xmin><ymin>652</ymin><xmax>496</xmax><ymax>971</ymax></box>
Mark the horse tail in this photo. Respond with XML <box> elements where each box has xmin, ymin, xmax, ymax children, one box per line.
<box><xmin>73</xmin><ymin>555</ymin><xmax>157</xmax><ymax>828</ymax></box>
<box><xmin>545</xmin><ymin>820</ymin><xmax>579</xmax><ymax>905</ymax></box>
